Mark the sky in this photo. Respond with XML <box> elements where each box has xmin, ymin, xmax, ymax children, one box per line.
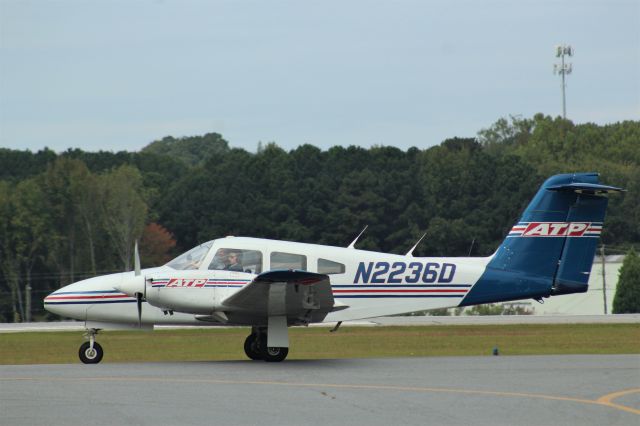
<box><xmin>0</xmin><ymin>0</ymin><xmax>638</xmax><ymax>153</ymax></box>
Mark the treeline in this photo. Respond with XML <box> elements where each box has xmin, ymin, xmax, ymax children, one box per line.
<box><xmin>0</xmin><ymin>114</ymin><xmax>638</xmax><ymax>321</ymax></box>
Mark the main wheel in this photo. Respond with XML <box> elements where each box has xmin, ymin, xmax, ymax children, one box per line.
<box><xmin>79</xmin><ymin>341</ymin><xmax>103</xmax><ymax>364</ymax></box>
<box><xmin>262</xmin><ymin>346</ymin><xmax>288</xmax><ymax>362</ymax></box>
<box><xmin>243</xmin><ymin>334</ymin><xmax>262</xmax><ymax>360</ymax></box>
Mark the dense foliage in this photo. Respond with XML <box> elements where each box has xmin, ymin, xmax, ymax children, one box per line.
<box><xmin>141</xmin><ymin>133</ymin><xmax>229</xmax><ymax>167</ymax></box>
<box><xmin>613</xmin><ymin>248</ymin><xmax>640</xmax><ymax>314</ymax></box>
<box><xmin>0</xmin><ymin>115</ymin><xmax>638</xmax><ymax>321</ymax></box>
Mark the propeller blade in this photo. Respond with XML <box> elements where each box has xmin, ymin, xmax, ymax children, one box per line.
<box><xmin>136</xmin><ymin>292</ymin><xmax>143</xmax><ymax>328</ymax></box>
<box><xmin>134</xmin><ymin>241</ymin><xmax>141</xmax><ymax>276</ymax></box>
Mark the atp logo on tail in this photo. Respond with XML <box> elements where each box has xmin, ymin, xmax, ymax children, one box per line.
<box><xmin>509</xmin><ymin>222</ymin><xmax>602</xmax><ymax>237</ymax></box>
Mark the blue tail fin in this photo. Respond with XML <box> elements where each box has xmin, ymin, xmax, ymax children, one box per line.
<box><xmin>460</xmin><ymin>173</ymin><xmax>623</xmax><ymax>306</ymax></box>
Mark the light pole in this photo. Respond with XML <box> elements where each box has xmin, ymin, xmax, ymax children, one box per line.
<box><xmin>554</xmin><ymin>45</ymin><xmax>573</xmax><ymax>119</ymax></box>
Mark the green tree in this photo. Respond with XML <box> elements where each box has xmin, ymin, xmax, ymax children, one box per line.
<box><xmin>0</xmin><ymin>147</ymin><xmax>57</xmax><ymax>181</ymax></box>
<box><xmin>141</xmin><ymin>133</ymin><xmax>229</xmax><ymax>167</ymax></box>
<box><xmin>0</xmin><ymin>179</ymin><xmax>52</xmax><ymax>321</ymax></box>
<box><xmin>0</xmin><ymin>181</ymin><xmax>23</xmax><ymax>321</ymax></box>
<box><xmin>12</xmin><ymin>179</ymin><xmax>53</xmax><ymax>321</ymax></box>
<box><xmin>42</xmin><ymin>157</ymin><xmax>97</xmax><ymax>285</ymax></box>
<box><xmin>68</xmin><ymin>161</ymin><xmax>102</xmax><ymax>275</ymax></box>
<box><xmin>613</xmin><ymin>248</ymin><xmax>640</xmax><ymax>314</ymax></box>
<box><xmin>100</xmin><ymin>165</ymin><xmax>148</xmax><ymax>271</ymax></box>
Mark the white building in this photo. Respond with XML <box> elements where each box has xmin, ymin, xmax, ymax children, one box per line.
<box><xmin>531</xmin><ymin>255</ymin><xmax>625</xmax><ymax>315</ymax></box>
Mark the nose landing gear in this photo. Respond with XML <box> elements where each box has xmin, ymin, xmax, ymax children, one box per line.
<box><xmin>79</xmin><ymin>328</ymin><xmax>103</xmax><ymax>364</ymax></box>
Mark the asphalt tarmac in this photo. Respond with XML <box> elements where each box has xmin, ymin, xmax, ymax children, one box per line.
<box><xmin>1</xmin><ymin>355</ymin><xmax>638</xmax><ymax>426</ymax></box>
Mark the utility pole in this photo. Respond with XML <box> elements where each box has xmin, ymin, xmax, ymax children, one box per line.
<box><xmin>600</xmin><ymin>245</ymin><xmax>607</xmax><ymax>315</ymax></box>
<box><xmin>25</xmin><ymin>284</ymin><xmax>32</xmax><ymax>322</ymax></box>
<box><xmin>554</xmin><ymin>45</ymin><xmax>573</xmax><ymax>119</ymax></box>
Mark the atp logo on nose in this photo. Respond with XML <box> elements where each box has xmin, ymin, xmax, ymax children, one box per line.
<box><xmin>522</xmin><ymin>222</ymin><xmax>589</xmax><ymax>237</ymax></box>
<box><xmin>166</xmin><ymin>279</ymin><xmax>207</xmax><ymax>287</ymax></box>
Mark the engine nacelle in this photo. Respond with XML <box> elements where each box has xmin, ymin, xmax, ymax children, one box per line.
<box><xmin>142</xmin><ymin>270</ymin><xmax>256</xmax><ymax>315</ymax></box>
<box><xmin>144</xmin><ymin>273</ymin><xmax>218</xmax><ymax>315</ymax></box>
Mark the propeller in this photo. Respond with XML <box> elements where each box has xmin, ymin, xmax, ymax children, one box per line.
<box><xmin>136</xmin><ymin>292</ymin><xmax>143</xmax><ymax>328</ymax></box>
<box><xmin>114</xmin><ymin>240</ymin><xmax>146</xmax><ymax>328</ymax></box>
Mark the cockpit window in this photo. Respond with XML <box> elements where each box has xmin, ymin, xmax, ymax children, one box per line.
<box><xmin>166</xmin><ymin>242</ymin><xmax>213</xmax><ymax>270</ymax></box>
<box><xmin>209</xmin><ymin>248</ymin><xmax>263</xmax><ymax>274</ymax></box>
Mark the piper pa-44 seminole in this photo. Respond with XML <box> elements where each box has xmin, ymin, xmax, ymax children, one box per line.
<box><xmin>44</xmin><ymin>173</ymin><xmax>623</xmax><ymax>363</ymax></box>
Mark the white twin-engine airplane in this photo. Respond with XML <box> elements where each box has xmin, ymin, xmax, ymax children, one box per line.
<box><xmin>44</xmin><ymin>173</ymin><xmax>623</xmax><ymax>363</ymax></box>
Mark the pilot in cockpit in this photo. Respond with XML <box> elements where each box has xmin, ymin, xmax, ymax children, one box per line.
<box><xmin>225</xmin><ymin>251</ymin><xmax>243</xmax><ymax>271</ymax></box>
<box><xmin>210</xmin><ymin>249</ymin><xmax>244</xmax><ymax>272</ymax></box>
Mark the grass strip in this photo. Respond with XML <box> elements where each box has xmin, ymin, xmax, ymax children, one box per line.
<box><xmin>0</xmin><ymin>323</ymin><xmax>638</xmax><ymax>365</ymax></box>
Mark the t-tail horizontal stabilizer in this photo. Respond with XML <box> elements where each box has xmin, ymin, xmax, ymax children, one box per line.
<box><xmin>547</xmin><ymin>182</ymin><xmax>625</xmax><ymax>194</ymax></box>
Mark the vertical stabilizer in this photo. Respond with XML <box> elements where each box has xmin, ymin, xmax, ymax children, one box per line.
<box><xmin>460</xmin><ymin>173</ymin><xmax>623</xmax><ymax>306</ymax></box>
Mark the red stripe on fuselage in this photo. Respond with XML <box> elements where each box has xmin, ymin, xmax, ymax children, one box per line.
<box><xmin>45</xmin><ymin>294</ymin><xmax>131</xmax><ymax>300</ymax></box>
<box><xmin>333</xmin><ymin>289</ymin><xmax>467</xmax><ymax>293</ymax></box>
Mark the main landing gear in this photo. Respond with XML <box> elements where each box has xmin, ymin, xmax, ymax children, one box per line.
<box><xmin>244</xmin><ymin>327</ymin><xmax>289</xmax><ymax>362</ymax></box>
<box><xmin>79</xmin><ymin>328</ymin><xmax>103</xmax><ymax>364</ymax></box>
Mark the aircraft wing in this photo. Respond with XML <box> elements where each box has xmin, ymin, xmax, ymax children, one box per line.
<box><xmin>221</xmin><ymin>270</ymin><xmax>338</xmax><ymax>324</ymax></box>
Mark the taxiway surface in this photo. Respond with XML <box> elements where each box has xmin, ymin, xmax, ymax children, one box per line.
<box><xmin>1</xmin><ymin>355</ymin><xmax>638</xmax><ymax>426</ymax></box>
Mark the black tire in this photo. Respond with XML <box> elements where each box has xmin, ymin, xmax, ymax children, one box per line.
<box><xmin>243</xmin><ymin>334</ymin><xmax>262</xmax><ymax>361</ymax></box>
<box><xmin>79</xmin><ymin>341</ymin><xmax>103</xmax><ymax>364</ymax></box>
<box><xmin>262</xmin><ymin>346</ymin><xmax>289</xmax><ymax>362</ymax></box>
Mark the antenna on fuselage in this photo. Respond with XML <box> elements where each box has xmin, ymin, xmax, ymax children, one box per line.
<box><xmin>347</xmin><ymin>225</ymin><xmax>368</xmax><ymax>249</ymax></box>
<box><xmin>405</xmin><ymin>233</ymin><xmax>427</xmax><ymax>257</ymax></box>
<box><xmin>468</xmin><ymin>238</ymin><xmax>476</xmax><ymax>256</ymax></box>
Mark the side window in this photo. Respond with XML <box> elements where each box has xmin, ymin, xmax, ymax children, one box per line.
<box><xmin>318</xmin><ymin>258</ymin><xmax>346</xmax><ymax>275</ymax></box>
<box><xmin>209</xmin><ymin>248</ymin><xmax>263</xmax><ymax>273</ymax></box>
<box><xmin>271</xmin><ymin>252</ymin><xmax>307</xmax><ymax>271</ymax></box>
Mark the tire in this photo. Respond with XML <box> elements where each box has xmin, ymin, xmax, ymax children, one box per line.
<box><xmin>262</xmin><ymin>346</ymin><xmax>288</xmax><ymax>362</ymax></box>
<box><xmin>243</xmin><ymin>334</ymin><xmax>262</xmax><ymax>360</ymax></box>
<box><xmin>79</xmin><ymin>341</ymin><xmax>103</xmax><ymax>364</ymax></box>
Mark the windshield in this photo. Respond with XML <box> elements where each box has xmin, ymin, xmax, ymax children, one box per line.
<box><xmin>165</xmin><ymin>242</ymin><xmax>213</xmax><ymax>270</ymax></box>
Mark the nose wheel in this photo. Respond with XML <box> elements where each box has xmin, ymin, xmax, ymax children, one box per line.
<box><xmin>79</xmin><ymin>328</ymin><xmax>103</xmax><ymax>364</ymax></box>
<box><xmin>79</xmin><ymin>341</ymin><xmax>103</xmax><ymax>364</ymax></box>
